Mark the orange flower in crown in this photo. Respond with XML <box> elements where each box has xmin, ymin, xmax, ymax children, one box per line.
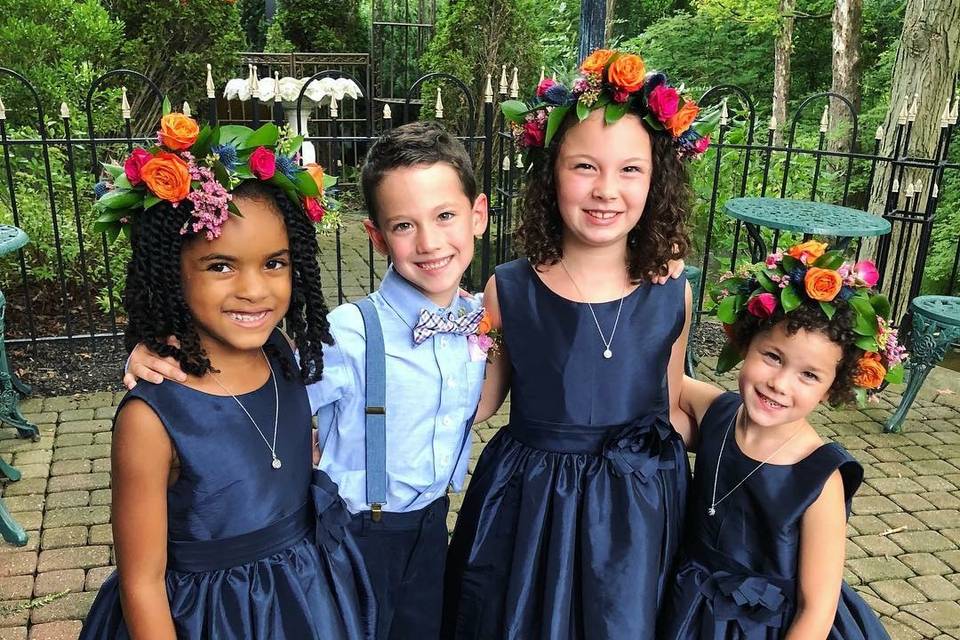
<box><xmin>141</xmin><ymin>152</ymin><xmax>191</xmax><ymax>203</ymax></box>
<box><xmin>853</xmin><ymin>352</ymin><xmax>886</xmax><ymax>389</ymax></box>
<box><xmin>607</xmin><ymin>54</ymin><xmax>645</xmax><ymax>93</ymax></box>
<box><xmin>804</xmin><ymin>268</ymin><xmax>843</xmax><ymax>302</ymax></box>
<box><xmin>158</xmin><ymin>113</ymin><xmax>200</xmax><ymax>151</ymax></box>
<box><xmin>665</xmin><ymin>102</ymin><xmax>700</xmax><ymax>137</ymax></box>
<box><xmin>305</xmin><ymin>163</ymin><xmax>326</xmax><ymax>192</ymax></box>
<box><xmin>787</xmin><ymin>240</ymin><xmax>828</xmax><ymax>265</ymax></box>
<box><xmin>580</xmin><ymin>49</ymin><xmax>615</xmax><ymax>75</ymax></box>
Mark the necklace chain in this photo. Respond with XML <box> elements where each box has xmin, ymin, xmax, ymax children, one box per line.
<box><xmin>559</xmin><ymin>260</ymin><xmax>626</xmax><ymax>359</ymax></box>
<box><xmin>708</xmin><ymin>408</ymin><xmax>803</xmax><ymax>516</ymax></box>
<box><xmin>211</xmin><ymin>349</ymin><xmax>282</xmax><ymax>470</ymax></box>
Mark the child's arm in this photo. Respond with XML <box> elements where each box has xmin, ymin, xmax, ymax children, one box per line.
<box><xmin>667</xmin><ymin>282</ymin><xmax>694</xmax><ymax>444</ymax></box>
<box><xmin>785</xmin><ymin>470</ymin><xmax>847</xmax><ymax>639</ymax></box>
<box><xmin>112</xmin><ymin>400</ymin><xmax>178</xmax><ymax>638</ymax></box>
<box><xmin>123</xmin><ymin>340</ymin><xmax>186</xmax><ymax>389</ymax></box>
<box><xmin>474</xmin><ymin>275</ymin><xmax>510</xmax><ymax>424</ymax></box>
<box><xmin>678</xmin><ymin>375</ymin><xmax>724</xmax><ymax>449</ymax></box>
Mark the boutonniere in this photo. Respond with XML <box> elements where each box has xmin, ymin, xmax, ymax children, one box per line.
<box><xmin>467</xmin><ymin>309</ymin><xmax>502</xmax><ymax>363</ymax></box>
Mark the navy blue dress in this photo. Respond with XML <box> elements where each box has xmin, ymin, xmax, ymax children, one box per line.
<box><xmin>443</xmin><ymin>259</ymin><xmax>690</xmax><ymax>639</ymax></box>
<box><xmin>80</xmin><ymin>331</ymin><xmax>375</xmax><ymax>639</ymax></box>
<box><xmin>659</xmin><ymin>392</ymin><xmax>890</xmax><ymax>639</ymax></box>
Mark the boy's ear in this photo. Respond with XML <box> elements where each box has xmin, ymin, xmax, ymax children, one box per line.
<box><xmin>362</xmin><ymin>219</ymin><xmax>390</xmax><ymax>257</ymax></box>
<box><xmin>471</xmin><ymin>193</ymin><xmax>489</xmax><ymax>237</ymax></box>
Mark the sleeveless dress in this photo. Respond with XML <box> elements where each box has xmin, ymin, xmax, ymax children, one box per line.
<box><xmin>659</xmin><ymin>392</ymin><xmax>891</xmax><ymax>639</ymax></box>
<box><xmin>443</xmin><ymin>259</ymin><xmax>690</xmax><ymax>640</ymax></box>
<box><xmin>79</xmin><ymin>330</ymin><xmax>375</xmax><ymax>639</ymax></box>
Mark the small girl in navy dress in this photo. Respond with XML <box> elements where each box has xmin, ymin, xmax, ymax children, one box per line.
<box><xmin>79</xmin><ymin>115</ymin><xmax>373</xmax><ymax>639</ymax></box>
<box><xmin>661</xmin><ymin>242</ymin><xmax>902</xmax><ymax>639</ymax></box>
<box><xmin>442</xmin><ymin>48</ymin><xmax>719</xmax><ymax>639</ymax></box>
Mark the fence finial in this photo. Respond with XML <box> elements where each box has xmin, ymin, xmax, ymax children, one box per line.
<box><xmin>905</xmin><ymin>180</ymin><xmax>915</xmax><ymax>197</ymax></box>
<box><xmin>484</xmin><ymin>74</ymin><xmax>493</xmax><ymax>103</ymax></box>
<box><xmin>250</xmin><ymin>65</ymin><xmax>260</xmax><ymax>100</ymax></box>
<box><xmin>719</xmin><ymin>98</ymin><xmax>729</xmax><ymax>127</ymax></box>
<box><xmin>502</xmin><ymin>155</ymin><xmax>511</xmax><ymax>171</ymax></box>
<box><xmin>206</xmin><ymin>64</ymin><xmax>215</xmax><ymax>99</ymax></box>
<box><xmin>768</xmin><ymin>113</ymin><xmax>777</xmax><ymax>131</ymax></box>
<box><xmin>510</xmin><ymin>67</ymin><xmax>519</xmax><ymax>99</ymax></box>
<box><xmin>182</xmin><ymin>101</ymin><xmax>191</xmax><ymax>117</ymax></box>
<box><xmin>819</xmin><ymin>105</ymin><xmax>829</xmax><ymax>133</ymax></box>
<box><xmin>383</xmin><ymin>103</ymin><xmax>392</xmax><ymax>120</ymax></box>
<box><xmin>874</xmin><ymin>125</ymin><xmax>884</xmax><ymax>140</ymax></box>
<box><xmin>121</xmin><ymin>86</ymin><xmax>131</xmax><ymax>119</ymax></box>
<box><xmin>0</xmin><ymin>95</ymin><xmax>6</xmax><ymax>121</ymax></box>
<box><xmin>515</xmin><ymin>152</ymin><xmax>524</xmax><ymax>169</ymax></box>
<box><xmin>933</xmin><ymin>182</ymin><xmax>940</xmax><ymax>199</ymax></box>
<box><xmin>941</xmin><ymin>100</ymin><xmax>951</xmax><ymax>127</ymax></box>
<box><xmin>908</xmin><ymin>92</ymin><xmax>919</xmax><ymax>122</ymax></box>
<box><xmin>499</xmin><ymin>65</ymin><xmax>508</xmax><ymax>95</ymax></box>
<box><xmin>274</xmin><ymin>72</ymin><xmax>282</xmax><ymax>103</ymax></box>
<box><xmin>435</xmin><ymin>87</ymin><xmax>444</xmax><ymax>119</ymax></box>
<box><xmin>330</xmin><ymin>96</ymin><xmax>339</xmax><ymax>118</ymax></box>
<box><xmin>539</xmin><ymin>66</ymin><xmax>545</xmax><ymax>84</ymax></box>
<box><xmin>897</xmin><ymin>99</ymin><xmax>908</xmax><ymax>125</ymax></box>
<box><xmin>60</xmin><ymin>102</ymin><xmax>70</xmax><ymax>119</ymax></box>
<box><xmin>892</xmin><ymin>177</ymin><xmax>900</xmax><ymax>192</ymax></box>
<box><xmin>950</xmin><ymin>99</ymin><xmax>959</xmax><ymax>125</ymax></box>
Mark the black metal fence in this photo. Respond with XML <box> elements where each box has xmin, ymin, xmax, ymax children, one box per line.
<box><xmin>0</xmin><ymin>64</ymin><xmax>957</xmax><ymax>355</ymax></box>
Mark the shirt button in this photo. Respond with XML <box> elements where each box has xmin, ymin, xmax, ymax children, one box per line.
<box><xmin>442</xmin><ymin>415</ymin><xmax>453</xmax><ymax>427</ymax></box>
<box><xmin>440</xmin><ymin>337</ymin><xmax>449</xmax><ymax>348</ymax></box>
<box><xmin>447</xmin><ymin>378</ymin><xmax>457</xmax><ymax>389</ymax></box>
<box><xmin>439</xmin><ymin>453</ymin><xmax>452</xmax><ymax>466</ymax></box>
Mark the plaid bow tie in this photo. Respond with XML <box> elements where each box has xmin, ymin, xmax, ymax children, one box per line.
<box><xmin>412</xmin><ymin>307</ymin><xmax>486</xmax><ymax>346</ymax></box>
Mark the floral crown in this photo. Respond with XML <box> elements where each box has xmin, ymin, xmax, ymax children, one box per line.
<box><xmin>710</xmin><ymin>241</ymin><xmax>907</xmax><ymax>405</ymax></box>
<box><xmin>501</xmin><ymin>48</ymin><xmax>721</xmax><ymax>160</ymax></box>
<box><xmin>93</xmin><ymin>99</ymin><xmax>337</xmax><ymax>242</ymax></box>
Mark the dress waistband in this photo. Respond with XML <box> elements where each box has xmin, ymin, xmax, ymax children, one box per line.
<box><xmin>167</xmin><ymin>503</ymin><xmax>311</xmax><ymax>573</ymax></box>
<box><xmin>505</xmin><ymin>412</ymin><xmax>676</xmax><ymax>455</ymax></box>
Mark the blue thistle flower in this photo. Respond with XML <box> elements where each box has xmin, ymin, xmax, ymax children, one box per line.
<box><xmin>275</xmin><ymin>154</ymin><xmax>300</xmax><ymax>180</ymax></box>
<box><xmin>788</xmin><ymin>267</ymin><xmax>807</xmax><ymax>284</ymax></box>
<box><xmin>543</xmin><ymin>84</ymin><xmax>575</xmax><ymax>106</ymax></box>
<box><xmin>643</xmin><ymin>72</ymin><xmax>667</xmax><ymax>96</ymax></box>
<box><xmin>93</xmin><ymin>181</ymin><xmax>111</xmax><ymax>198</ymax></box>
<box><xmin>838</xmin><ymin>285</ymin><xmax>855</xmax><ymax>301</ymax></box>
<box><xmin>211</xmin><ymin>144</ymin><xmax>238</xmax><ymax>171</ymax></box>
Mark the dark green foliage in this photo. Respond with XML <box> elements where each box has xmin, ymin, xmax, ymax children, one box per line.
<box><xmin>276</xmin><ymin>0</ymin><xmax>368</xmax><ymax>52</ymax></box>
<box><xmin>238</xmin><ymin>0</ymin><xmax>267</xmax><ymax>50</ymax></box>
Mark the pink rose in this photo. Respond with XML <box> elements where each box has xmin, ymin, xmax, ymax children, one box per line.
<box><xmin>747</xmin><ymin>292</ymin><xmax>777</xmax><ymax>318</ymax></box>
<box><xmin>536</xmin><ymin>78</ymin><xmax>556</xmax><ymax>97</ymax></box>
<box><xmin>692</xmin><ymin>135</ymin><xmax>710</xmax><ymax>155</ymax></box>
<box><xmin>522</xmin><ymin>121</ymin><xmax>545</xmax><ymax>147</ymax></box>
<box><xmin>303</xmin><ymin>197</ymin><xmax>325</xmax><ymax>223</ymax></box>
<box><xmin>648</xmin><ymin>84</ymin><xmax>679</xmax><ymax>123</ymax></box>
<box><xmin>853</xmin><ymin>260</ymin><xmax>879</xmax><ymax>287</ymax></box>
<box><xmin>124</xmin><ymin>148</ymin><xmax>152</xmax><ymax>186</ymax></box>
<box><xmin>248</xmin><ymin>146</ymin><xmax>276</xmax><ymax>180</ymax></box>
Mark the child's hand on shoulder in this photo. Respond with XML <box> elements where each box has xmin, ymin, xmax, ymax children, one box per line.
<box><xmin>650</xmin><ymin>257</ymin><xmax>685</xmax><ymax>285</ymax></box>
<box><xmin>123</xmin><ymin>337</ymin><xmax>187</xmax><ymax>389</ymax></box>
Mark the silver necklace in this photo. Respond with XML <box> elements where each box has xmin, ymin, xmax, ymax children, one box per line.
<box><xmin>707</xmin><ymin>409</ymin><xmax>803</xmax><ymax>516</ymax></box>
<box><xmin>559</xmin><ymin>260</ymin><xmax>626</xmax><ymax>359</ymax></box>
<box><xmin>211</xmin><ymin>349</ymin><xmax>282</xmax><ymax>470</ymax></box>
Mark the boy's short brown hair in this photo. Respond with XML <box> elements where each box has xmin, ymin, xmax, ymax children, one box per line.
<box><xmin>361</xmin><ymin>121</ymin><xmax>478</xmax><ymax>224</ymax></box>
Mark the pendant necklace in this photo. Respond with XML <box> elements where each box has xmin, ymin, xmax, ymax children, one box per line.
<box><xmin>211</xmin><ymin>349</ymin><xmax>282</xmax><ymax>470</ymax></box>
<box><xmin>559</xmin><ymin>260</ymin><xmax>626</xmax><ymax>359</ymax></box>
<box><xmin>707</xmin><ymin>409</ymin><xmax>803</xmax><ymax>516</ymax></box>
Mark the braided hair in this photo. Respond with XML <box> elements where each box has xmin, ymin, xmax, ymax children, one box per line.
<box><xmin>123</xmin><ymin>180</ymin><xmax>333</xmax><ymax>384</ymax></box>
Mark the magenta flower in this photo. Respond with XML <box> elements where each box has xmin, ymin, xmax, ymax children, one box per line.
<box><xmin>536</xmin><ymin>78</ymin><xmax>556</xmax><ymax>97</ymax></box>
<box><xmin>647</xmin><ymin>84</ymin><xmax>679</xmax><ymax>123</ymax></box>
<box><xmin>124</xmin><ymin>148</ymin><xmax>152</xmax><ymax>186</ymax></box>
<box><xmin>747</xmin><ymin>292</ymin><xmax>777</xmax><ymax>318</ymax></box>
<box><xmin>853</xmin><ymin>260</ymin><xmax>879</xmax><ymax>287</ymax></box>
<box><xmin>249</xmin><ymin>146</ymin><xmax>276</xmax><ymax>180</ymax></box>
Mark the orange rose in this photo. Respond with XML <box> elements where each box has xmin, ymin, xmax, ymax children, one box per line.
<box><xmin>665</xmin><ymin>101</ymin><xmax>699</xmax><ymax>137</ymax></box>
<box><xmin>141</xmin><ymin>152</ymin><xmax>191</xmax><ymax>203</ymax></box>
<box><xmin>305</xmin><ymin>163</ymin><xmax>325</xmax><ymax>193</ymax></box>
<box><xmin>787</xmin><ymin>240</ymin><xmax>828</xmax><ymax>264</ymax></box>
<box><xmin>580</xmin><ymin>49</ymin><xmax>615</xmax><ymax>75</ymax></box>
<box><xmin>477</xmin><ymin>312</ymin><xmax>493</xmax><ymax>335</ymax></box>
<box><xmin>607</xmin><ymin>54</ymin><xmax>645</xmax><ymax>92</ymax></box>
<box><xmin>853</xmin><ymin>352</ymin><xmax>886</xmax><ymax>389</ymax></box>
<box><xmin>804</xmin><ymin>267</ymin><xmax>843</xmax><ymax>302</ymax></box>
<box><xmin>158</xmin><ymin>113</ymin><xmax>199</xmax><ymax>150</ymax></box>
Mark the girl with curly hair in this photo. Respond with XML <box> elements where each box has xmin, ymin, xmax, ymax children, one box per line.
<box><xmin>443</xmin><ymin>49</ymin><xmax>716</xmax><ymax>638</ymax></box>
<box><xmin>80</xmin><ymin>117</ymin><xmax>374</xmax><ymax>639</ymax></box>
<box><xmin>659</xmin><ymin>246</ymin><xmax>897</xmax><ymax>639</ymax></box>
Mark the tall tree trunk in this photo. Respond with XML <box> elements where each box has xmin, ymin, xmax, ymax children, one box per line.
<box><xmin>864</xmin><ymin>0</ymin><xmax>960</xmax><ymax>314</ymax></box>
<box><xmin>828</xmin><ymin>0</ymin><xmax>862</xmax><ymax>152</ymax></box>
<box><xmin>772</xmin><ymin>0</ymin><xmax>795</xmax><ymax>145</ymax></box>
<box><xmin>604</xmin><ymin>0</ymin><xmax>617</xmax><ymax>42</ymax></box>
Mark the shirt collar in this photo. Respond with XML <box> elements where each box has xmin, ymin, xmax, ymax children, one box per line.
<box><xmin>378</xmin><ymin>266</ymin><xmax>462</xmax><ymax>329</ymax></box>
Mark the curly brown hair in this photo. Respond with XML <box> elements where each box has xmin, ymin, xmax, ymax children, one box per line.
<box><xmin>514</xmin><ymin>112</ymin><xmax>691</xmax><ymax>282</ymax></box>
<box><xmin>729</xmin><ymin>301</ymin><xmax>863</xmax><ymax>406</ymax></box>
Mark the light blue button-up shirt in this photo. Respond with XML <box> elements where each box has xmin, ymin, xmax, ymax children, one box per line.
<box><xmin>307</xmin><ymin>267</ymin><xmax>486</xmax><ymax>514</ymax></box>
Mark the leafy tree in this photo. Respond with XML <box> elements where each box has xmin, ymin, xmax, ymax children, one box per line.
<box><xmin>276</xmin><ymin>0</ymin><xmax>368</xmax><ymax>52</ymax></box>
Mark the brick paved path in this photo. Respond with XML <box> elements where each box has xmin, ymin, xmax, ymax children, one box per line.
<box><xmin>1</xmin><ymin>220</ymin><xmax>959</xmax><ymax>638</ymax></box>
